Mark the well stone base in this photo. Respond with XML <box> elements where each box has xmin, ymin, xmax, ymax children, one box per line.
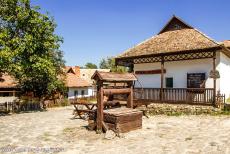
<box><xmin>139</xmin><ymin>103</ymin><xmax>222</xmax><ymax>115</ymax></box>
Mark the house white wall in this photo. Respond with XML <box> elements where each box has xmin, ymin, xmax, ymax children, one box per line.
<box><xmin>134</xmin><ymin>58</ymin><xmax>219</xmax><ymax>90</ymax></box>
<box><xmin>68</xmin><ymin>87</ymin><xmax>94</xmax><ymax>99</ymax></box>
<box><xmin>219</xmin><ymin>52</ymin><xmax>230</xmax><ymax>99</ymax></box>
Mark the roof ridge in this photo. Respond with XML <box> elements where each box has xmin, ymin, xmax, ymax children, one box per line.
<box><xmin>193</xmin><ymin>28</ymin><xmax>220</xmax><ymax>46</ymax></box>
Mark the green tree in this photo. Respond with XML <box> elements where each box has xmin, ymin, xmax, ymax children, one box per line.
<box><xmin>99</xmin><ymin>57</ymin><xmax>128</xmax><ymax>73</ymax></box>
<box><xmin>84</xmin><ymin>62</ymin><xmax>97</xmax><ymax>69</ymax></box>
<box><xmin>0</xmin><ymin>0</ymin><xmax>66</xmax><ymax>98</ymax></box>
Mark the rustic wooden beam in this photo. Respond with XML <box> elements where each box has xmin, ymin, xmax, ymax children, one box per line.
<box><xmin>96</xmin><ymin>82</ymin><xmax>104</xmax><ymax>134</ymax></box>
<box><xmin>103</xmin><ymin>88</ymin><xmax>131</xmax><ymax>95</ymax></box>
<box><xmin>160</xmin><ymin>56</ymin><xmax>164</xmax><ymax>101</ymax></box>
<box><xmin>213</xmin><ymin>51</ymin><xmax>216</xmax><ymax>106</ymax></box>
<box><xmin>127</xmin><ymin>86</ymin><xmax>133</xmax><ymax>108</ymax></box>
<box><xmin>135</xmin><ymin>69</ymin><xmax>166</xmax><ymax>75</ymax></box>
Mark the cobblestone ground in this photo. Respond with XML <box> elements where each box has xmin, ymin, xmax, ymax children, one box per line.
<box><xmin>1</xmin><ymin>107</ymin><xmax>230</xmax><ymax>154</ymax></box>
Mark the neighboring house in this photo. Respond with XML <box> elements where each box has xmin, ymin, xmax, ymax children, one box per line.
<box><xmin>65</xmin><ymin>66</ymin><xmax>110</xmax><ymax>99</ymax></box>
<box><xmin>0</xmin><ymin>74</ymin><xmax>19</xmax><ymax>97</ymax></box>
<box><xmin>222</xmin><ymin>40</ymin><xmax>230</xmax><ymax>49</ymax></box>
<box><xmin>65</xmin><ymin>66</ymin><xmax>93</xmax><ymax>99</ymax></box>
<box><xmin>116</xmin><ymin>16</ymin><xmax>230</xmax><ymax>104</ymax></box>
<box><xmin>80</xmin><ymin>69</ymin><xmax>110</xmax><ymax>84</ymax></box>
<box><xmin>0</xmin><ymin>74</ymin><xmax>19</xmax><ymax>103</ymax></box>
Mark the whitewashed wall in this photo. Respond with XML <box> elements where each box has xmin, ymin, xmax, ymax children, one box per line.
<box><xmin>68</xmin><ymin>87</ymin><xmax>94</xmax><ymax>99</ymax></box>
<box><xmin>219</xmin><ymin>52</ymin><xmax>230</xmax><ymax>99</ymax></box>
<box><xmin>134</xmin><ymin>58</ymin><xmax>218</xmax><ymax>89</ymax></box>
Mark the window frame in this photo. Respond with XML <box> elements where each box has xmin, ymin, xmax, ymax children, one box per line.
<box><xmin>166</xmin><ymin>77</ymin><xmax>173</xmax><ymax>88</ymax></box>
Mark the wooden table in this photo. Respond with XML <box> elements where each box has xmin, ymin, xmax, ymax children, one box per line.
<box><xmin>71</xmin><ymin>102</ymin><xmax>97</xmax><ymax>119</ymax></box>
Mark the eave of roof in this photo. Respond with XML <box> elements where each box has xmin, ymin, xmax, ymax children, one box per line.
<box><xmin>92</xmin><ymin>71</ymin><xmax>137</xmax><ymax>82</ymax></box>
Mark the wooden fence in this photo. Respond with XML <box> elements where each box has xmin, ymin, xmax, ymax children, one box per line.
<box><xmin>0</xmin><ymin>101</ymin><xmax>41</xmax><ymax>113</ymax></box>
<box><xmin>134</xmin><ymin>88</ymin><xmax>215</xmax><ymax>105</ymax></box>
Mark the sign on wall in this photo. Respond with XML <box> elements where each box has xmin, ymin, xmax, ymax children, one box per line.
<box><xmin>187</xmin><ymin>73</ymin><xmax>206</xmax><ymax>88</ymax></box>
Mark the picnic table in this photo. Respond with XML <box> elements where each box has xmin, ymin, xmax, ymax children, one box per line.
<box><xmin>71</xmin><ymin>100</ymin><xmax>121</xmax><ymax>119</ymax></box>
<box><xmin>71</xmin><ymin>101</ymin><xmax>97</xmax><ymax>119</ymax></box>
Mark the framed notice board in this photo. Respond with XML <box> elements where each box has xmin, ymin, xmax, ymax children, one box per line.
<box><xmin>187</xmin><ymin>73</ymin><xmax>206</xmax><ymax>88</ymax></box>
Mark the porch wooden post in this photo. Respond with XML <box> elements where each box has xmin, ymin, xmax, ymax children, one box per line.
<box><xmin>213</xmin><ymin>51</ymin><xmax>216</xmax><ymax>105</ymax></box>
<box><xmin>96</xmin><ymin>81</ymin><xmax>104</xmax><ymax>133</ymax></box>
<box><xmin>160</xmin><ymin>56</ymin><xmax>164</xmax><ymax>101</ymax></box>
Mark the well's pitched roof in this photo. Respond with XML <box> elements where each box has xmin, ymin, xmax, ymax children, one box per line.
<box><xmin>91</xmin><ymin>71</ymin><xmax>137</xmax><ymax>82</ymax></box>
<box><xmin>117</xmin><ymin>16</ymin><xmax>220</xmax><ymax>59</ymax></box>
<box><xmin>0</xmin><ymin>74</ymin><xmax>18</xmax><ymax>88</ymax></box>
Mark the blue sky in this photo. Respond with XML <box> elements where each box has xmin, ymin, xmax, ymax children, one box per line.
<box><xmin>31</xmin><ymin>0</ymin><xmax>230</xmax><ymax>67</ymax></box>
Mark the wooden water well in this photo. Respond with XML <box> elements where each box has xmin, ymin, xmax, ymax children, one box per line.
<box><xmin>91</xmin><ymin>71</ymin><xmax>142</xmax><ymax>133</ymax></box>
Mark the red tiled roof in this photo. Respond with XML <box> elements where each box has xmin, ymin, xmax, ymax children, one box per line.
<box><xmin>0</xmin><ymin>74</ymin><xmax>18</xmax><ymax>88</ymax></box>
<box><xmin>66</xmin><ymin>73</ymin><xmax>90</xmax><ymax>88</ymax></box>
<box><xmin>222</xmin><ymin>40</ymin><xmax>230</xmax><ymax>48</ymax></box>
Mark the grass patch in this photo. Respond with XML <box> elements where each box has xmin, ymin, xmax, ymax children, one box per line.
<box><xmin>185</xmin><ymin>137</ymin><xmax>192</xmax><ymax>141</ymax></box>
<box><xmin>63</xmin><ymin>127</ymin><xmax>75</xmax><ymax>133</ymax></box>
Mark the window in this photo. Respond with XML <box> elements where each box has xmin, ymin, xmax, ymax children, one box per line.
<box><xmin>81</xmin><ymin>90</ymin><xmax>85</xmax><ymax>96</ymax></box>
<box><xmin>74</xmin><ymin>91</ymin><xmax>78</xmax><ymax>97</ymax></box>
<box><xmin>173</xmin><ymin>24</ymin><xmax>182</xmax><ymax>30</ymax></box>
<box><xmin>166</xmin><ymin>77</ymin><xmax>173</xmax><ymax>88</ymax></box>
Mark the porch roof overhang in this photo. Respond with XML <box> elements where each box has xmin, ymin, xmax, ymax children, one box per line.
<box><xmin>115</xmin><ymin>46</ymin><xmax>222</xmax><ymax>67</ymax></box>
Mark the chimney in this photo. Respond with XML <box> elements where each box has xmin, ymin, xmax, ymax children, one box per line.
<box><xmin>74</xmin><ymin>66</ymin><xmax>80</xmax><ymax>77</ymax></box>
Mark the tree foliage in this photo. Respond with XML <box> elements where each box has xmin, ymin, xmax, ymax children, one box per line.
<box><xmin>0</xmin><ymin>0</ymin><xmax>66</xmax><ymax>98</ymax></box>
<box><xmin>99</xmin><ymin>57</ymin><xmax>128</xmax><ymax>73</ymax></box>
<box><xmin>84</xmin><ymin>62</ymin><xmax>97</xmax><ymax>69</ymax></box>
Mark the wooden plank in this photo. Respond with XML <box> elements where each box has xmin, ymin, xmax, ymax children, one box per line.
<box><xmin>103</xmin><ymin>88</ymin><xmax>131</xmax><ymax>95</ymax></box>
<box><xmin>127</xmin><ymin>86</ymin><xmax>133</xmax><ymax>108</ymax></box>
<box><xmin>135</xmin><ymin>69</ymin><xmax>166</xmax><ymax>75</ymax></box>
<box><xmin>104</xmin><ymin>112</ymin><xmax>142</xmax><ymax>124</ymax></box>
<box><xmin>213</xmin><ymin>51</ymin><xmax>216</xmax><ymax>105</ymax></box>
<box><xmin>160</xmin><ymin>57</ymin><xmax>164</xmax><ymax>101</ymax></box>
<box><xmin>116</xmin><ymin>119</ymin><xmax>142</xmax><ymax>133</ymax></box>
<box><xmin>96</xmin><ymin>83</ymin><xmax>104</xmax><ymax>133</ymax></box>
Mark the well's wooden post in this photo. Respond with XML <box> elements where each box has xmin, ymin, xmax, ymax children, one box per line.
<box><xmin>160</xmin><ymin>56</ymin><xmax>164</xmax><ymax>101</ymax></box>
<box><xmin>213</xmin><ymin>51</ymin><xmax>216</xmax><ymax>106</ymax></box>
<box><xmin>96</xmin><ymin>82</ymin><xmax>104</xmax><ymax>133</ymax></box>
<box><xmin>127</xmin><ymin>82</ymin><xmax>133</xmax><ymax>108</ymax></box>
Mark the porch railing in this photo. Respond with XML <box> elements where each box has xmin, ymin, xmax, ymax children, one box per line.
<box><xmin>134</xmin><ymin>88</ymin><xmax>215</xmax><ymax>105</ymax></box>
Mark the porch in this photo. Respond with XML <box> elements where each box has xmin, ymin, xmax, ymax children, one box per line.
<box><xmin>116</xmin><ymin>49</ymin><xmax>223</xmax><ymax>106</ymax></box>
<box><xmin>134</xmin><ymin>88</ymin><xmax>216</xmax><ymax>106</ymax></box>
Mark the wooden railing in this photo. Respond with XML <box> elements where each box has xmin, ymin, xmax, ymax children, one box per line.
<box><xmin>134</xmin><ymin>88</ymin><xmax>215</xmax><ymax>105</ymax></box>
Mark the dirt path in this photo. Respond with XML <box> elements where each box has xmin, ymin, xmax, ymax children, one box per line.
<box><xmin>1</xmin><ymin>107</ymin><xmax>230</xmax><ymax>154</ymax></box>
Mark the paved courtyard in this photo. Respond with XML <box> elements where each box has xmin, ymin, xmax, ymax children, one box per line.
<box><xmin>1</xmin><ymin>107</ymin><xmax>230</xmax><ymax>154</ymax></box>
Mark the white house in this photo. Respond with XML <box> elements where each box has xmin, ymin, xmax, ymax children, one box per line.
<box><xmin>116</xmin><ymin>16</ymin><xmax>230</xmax><ymax>105</ymax></box>
<box><xmin>65</xmin><ymin>66</ymin><xmax>93</xmax><ymax>99</ymax></box>
<box><xmin>65</xmin><ymin>66</ymin><xmax>110</xmax><ymax>99</ymax></box>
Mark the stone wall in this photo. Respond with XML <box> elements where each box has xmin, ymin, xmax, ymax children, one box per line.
<box><xmin>141</xmin><ymin>103</ymin><xmax>222</xmax><ymax>116</ymax></box>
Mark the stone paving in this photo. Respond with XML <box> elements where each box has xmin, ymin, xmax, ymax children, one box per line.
<box><xmin>1</xmin><ymin>107</ymin><xmax>230</xmax><ymax>154</ymax></box>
